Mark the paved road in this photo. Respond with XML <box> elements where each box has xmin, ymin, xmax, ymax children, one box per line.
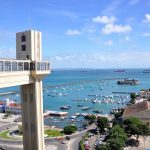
<box><xmin>68</xmin><ymin>132</ymin><xmax>85</xmax><ymax>150</ymax></box>
<box><xmin>0</xmin><ymin>124</ymin><xmax>96</xmax><ymax>150</ymax></box>
<box><xmin>0</xmin><ymin>123</ymin><xmax>17</xmax><ymax>132</ymax></box>
<box><xmin>0</xmin><ymin>135</ymin><xmax>82</xmax><ymax>150</ymax></box>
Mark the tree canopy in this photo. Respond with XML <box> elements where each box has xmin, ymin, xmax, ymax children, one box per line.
<box><xmin>63</xmin><ymin>125</ymin><xmax>77</xmax><ymax>135</ymax></box>
<box><xmin>124</xmin><ymin>117</ymin><xmax>150</xmax><ymax>140</ymax></box>
<box><xmin>97</xmin><ymin>117</ymin><xmax>109</xmax><ymax>132</ymax></box>
<box><xmin>109</xmin><ymin>125</ymin><xmax>127</xmax><ymax>142</ymax></box>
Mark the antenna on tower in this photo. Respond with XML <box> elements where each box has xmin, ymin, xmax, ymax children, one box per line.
<box><xmin>28</xmin><ymin>16</ymin><xmax>32</xmax><ymax>30</ymax></box>
<box><xmin>27</xmin><ymin>0</ymin><xmax>32</xmax><ymax>30</ymax></box>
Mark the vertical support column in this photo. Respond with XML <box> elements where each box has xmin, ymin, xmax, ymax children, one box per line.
<box><xmin>21</xmin><ymin>79</ymin><xmax>44</xmax><ymax>150</ymax></box>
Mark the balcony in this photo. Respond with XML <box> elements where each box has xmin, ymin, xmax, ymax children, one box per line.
<box><xmin>0</xmin><ymin>59</ymin><xmax>50</xmax><ymax>88</ymax></box>
<box><xmin>0</xmin><ymin>59</ymin><xmax>50</xmax><ymax>72</ymax></box>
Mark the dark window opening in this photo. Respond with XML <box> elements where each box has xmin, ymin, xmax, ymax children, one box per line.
<box><xmin>22</xmin><ymin>45</ymin><xmax>26</xmax><ymax>51</ymax></box>
<box><xmin>21</xmin><ymin>35</ymin><xmax>26</xmax><ymax>42</ymax></box>
<box><xmin>24</xmin><ymin>62</ymin><xmax>29</xmax><ymax>70</ymax></box>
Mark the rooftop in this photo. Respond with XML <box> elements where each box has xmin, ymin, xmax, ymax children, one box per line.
<box><xmin>123</xmin><ymin>101</ymin><xmax>150</xmax><ymax>118</ymax></box>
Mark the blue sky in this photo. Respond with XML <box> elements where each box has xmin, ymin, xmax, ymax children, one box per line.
<box><xmin>0</xmin><ymin>0</ymin><xmax>150</xmax><ymax>68</ymax></box>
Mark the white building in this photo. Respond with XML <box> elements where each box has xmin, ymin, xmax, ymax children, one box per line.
<box><xmin>139</xmin><ymin>90</ymin><xmax>150</xmax><ymax>99</ymax></box>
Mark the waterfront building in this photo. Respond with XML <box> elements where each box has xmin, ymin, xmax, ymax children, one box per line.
<box><xmin>139</xmin><ymin>89</ymin><xmax>150</xmax><ymax>99</ymax></box>
<box><xmin>5</xmin><ymin>105</ymin><xmax>21</xmax><ymax>114</ymax></box>
<box><xmin>123</xmin><ymin>101</ymin><xmax>150</xmax><ymax>126</ymax></box>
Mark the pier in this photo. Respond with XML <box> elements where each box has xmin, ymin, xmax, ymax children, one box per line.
<box><xmin>44</xmin><ymin>110</ymin><xmax>68</xmax><ymax>117</ymax></box>
<box><xmin>0</xmin><ymin>91</ymin><xmax>18</xmax><ymax>96</ymax></box>
<box><xmin>112</xmin><ymin>91</ymin><xmax>133</xmax><ymax>94</ymax></box>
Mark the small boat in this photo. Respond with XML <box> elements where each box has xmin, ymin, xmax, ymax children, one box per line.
<box><xmin>58</xmin><ymin>93</ymin><xmax>62</xmax><ymax>96</ymax></box>
<box><xmin>60</xmin><ymin>106</ymin><xmax>70</xmax><ymax>110</ymax></box>
<box><xmin>61</xmin><ymin>117</ymin><xmax>65</xmax><ymax>120</ymax></box>
<box><xmin>77</xmin><ymin>104</ymin><xmax>82</xmax><ymax>107</ymax></box>
<box><xmin>93</xmin><ymin>110</ymin><xmax>103</xmax><ymax>113</ymax></box>
<box><xmin>75</xmin><ymin>113</ymin><xmax>81</xmax><ymax>116</ymax></box>
<box><xmin>82</xmin><ymin>107</ymin><xmax>91</xmax><ymax>111</ymax></box>
<box><xmin>52</xmin><ymin>119</ymin><xmax>59</xmax><ymax>123</ymax></box>
<box><xmin>70</xmin><ymin>116</ymin><xmax>77</xmax><ymax>119</ymax></box>
<box><xmin>70</xmin><ymin>119</ymin><xmax>76</xmax><ymax>122</ymax></box>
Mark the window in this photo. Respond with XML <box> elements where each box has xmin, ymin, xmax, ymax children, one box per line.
<box><xmin>21</xmin><ymin>35</ymin><xmax>26</xmax><ymax>42</ymax></box>
<box><xmin>24</xmin><ymin>62</ymin><xmax>29</xmax><ymax>70</ymax></box>
<box><xmin>0</xmin><ymin>61</ymin><xmax>3</xmax><ymax>71</ymax></box>
<box><xmin>22</xmin><ymin>45</ymin><xmax>26</xmax><ymax>51</ymax></box>
<box><xmin>12</xmin><ymin>62</ymin><xmax>17</xmax><ymax>71</ymax></box>
<box><xmin>5</xmin><ymin>61</ymin><xmax>11</xmax><ymax>71</ymax></box>
<box><xmin>18</xmin><ymin>62</ymin><xmax>23</xmax><ymax>71</ymax></box>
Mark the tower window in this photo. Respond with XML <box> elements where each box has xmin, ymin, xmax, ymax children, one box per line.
<box><xmin>22</xmin><ymin>45</ymin><xmax>26</xmax><ymax>51</ymax></box>
<box><xmin>21</xmin><ymin>35</ymin><xmax>26</xmax><ymax>42</ymax></box>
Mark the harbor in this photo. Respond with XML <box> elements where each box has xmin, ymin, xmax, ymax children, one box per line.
<box><xmin>0</xmin><ymin>69</ymin><xmax>149</xmax><ymax>129</ymax></box>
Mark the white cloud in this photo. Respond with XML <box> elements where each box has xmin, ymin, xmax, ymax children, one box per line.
<box><xmin>50</xmin><ymin>51</ymin><xmax>150</xmax><ymax>68</ymax></box>
<box><xmin>101</xmin><ymin>0</ymin><xmax>123</xmax><ymax>15</ymax></box>
<box><xmin>102</xmin><ymin>24</ymin><xmax>132</xmax><ymax>34</ymax></box>
<box><xmin>65</xmin><ymin>29</ymin><xmax>81</xmax><ymax>36</ymax></box>
<box><xmin>125</xmin><ymin>36</ymin><xmax>130</xmax><ymax>41</ymax></box>
<box><xmin>104</xmin><ymin>40</ymin><xmax>113</xmax><ymax>46</ymax></box>
<box><xmin>55</xmin><ymin>56</ymin><xmax>62</xmax><ymax>61</ymax></box>
<box><xmin>143</xmin><ymin>14</ymin><xmax>150</xmax><ymax>24</ymax></box>
<box><xmin>129</xmin><ymin>0</ymin><xmax>140</xmax><ymax>5</ymax></box>
<box><xmin>142</xmin><ymin>33</ymin><xmax>150</xmax><ymax>37</ymax></box>
<box><xmin>92</xmin><ymin>16</ymin><xmax>116</xmax><ymax>24</ymax></box>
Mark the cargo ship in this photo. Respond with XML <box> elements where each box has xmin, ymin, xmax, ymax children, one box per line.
<box><xmin>114</xmin><ymin>69</ymin><xmax>125</xmax><ymax>73</ymax></box>
<box><xmin>143</xmin><ymin>70</ymin><xmax>150</xmax><ymax>73</ymax></box>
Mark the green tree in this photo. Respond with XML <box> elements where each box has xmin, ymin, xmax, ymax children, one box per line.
<box><xmin>107</xmin><ymin>138</ymin><xmax>125</xmax><ymax>150</ymax></box>
<box><xmin>63</xmin><ymin>125</ymin><xmax>77</xmax><ymax>135</ymax></box>
<box><xmin>125</xmin><ymin>124</ymin><xmax>139</xmax><ymax>139</ymax></box>
<box><xmin>130</xmin><ymin>93</ymin><xmax>137</xmax><ymax>100</ymax></box>
<box><xmin>106</xmin><ymin>125</ymin><xmax>127</xmax><ymax>150</ymax></box>
<box><xmin>139</xmin><ymin>124</ymin><xmax>150</xmax><ymax>136</ymax></box>
<box><xmin>96</xmin><ymin>144</ymin><xmax>109</xmax><ymax>150</ymax></box>
<box><xmin>97</xmin><ymin>117</ymin><xmax>109</xmax><ymax>133</ymax></box>
<box><xmin>84</xmin><ymin>115</ymin><xmax>96</xmax><ymax>124</ymax></box>
<box><xmin>129</xmin><ymin>93</ymin><xmax>137</xmax><ymax>104</ymax></box>
<box><xmin>123</xmin><ymin>117</ymin><xmax>142</xmax><ymax>126</ymax></box>
<box><xmin>109</xmin><ymin>125</ymin><xmax>127</xmax><ymax>142</ymax></box>
<box><xmin>124</xmin><ymin>117</ymin><xmax>150</xmax><ymax>140</ymax></box>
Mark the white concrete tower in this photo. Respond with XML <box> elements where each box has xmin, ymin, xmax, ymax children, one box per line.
<box><xmin>16</xmin><ymin>30</ymin><xmax>48</xmax><ymax>150</ymax></box>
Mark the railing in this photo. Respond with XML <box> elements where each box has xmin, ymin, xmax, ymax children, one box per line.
<box><xmin>0</xmin><ymin>59</ymin><xmax>50</xmax><ymax>72</ymax></box>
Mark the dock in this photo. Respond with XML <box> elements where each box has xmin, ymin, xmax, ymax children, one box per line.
<box><xmin>44</xmin><ymin>110</ymin><xmax>68</xmax><ymax>118</ymax></box>
<box><xmin>83</xmin><ymin>113</ymin><xmax>113</xmax><ymax>121</ymax></box>
<box><xmin>0</xmin><ymin>91</ymin><xmax>18</xmax><ymax>96</ymax></box>
<box><xmin>112</xmin><ymin>91</ymin><xmax>132</xmax><ymax>94</ymax></box>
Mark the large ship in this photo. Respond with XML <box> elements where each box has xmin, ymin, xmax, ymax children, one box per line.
<box><xmin>114</xmin><ymin>69</ymin><xmax>125</xmax><ymax>73</ymax></box>
<box><xmin>143</xmin><ymin>70</ymin><xmax>150</xmax><ymax>73</ymax></box>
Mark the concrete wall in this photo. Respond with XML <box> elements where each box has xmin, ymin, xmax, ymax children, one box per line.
<box><xmin>16</xmin><ymin>30</ymin><xmax>42</xmax><ymax>61</ymax></box>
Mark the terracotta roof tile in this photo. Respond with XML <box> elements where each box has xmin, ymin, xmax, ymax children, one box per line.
<box><xmin>123</xmin><ymin>101</ymin><xmax>150</xmax><ymax>118</ymax></box>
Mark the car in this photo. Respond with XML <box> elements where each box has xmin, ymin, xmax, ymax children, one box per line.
<box><xmin>60</xmin><ymin>140</ymin><xmax>67</xmax><ymax>144</ymax></box>
<box><xmin>65</xmin><ymin>136</ymin><xmax>70</xmax><ymax>140</ymax></box>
